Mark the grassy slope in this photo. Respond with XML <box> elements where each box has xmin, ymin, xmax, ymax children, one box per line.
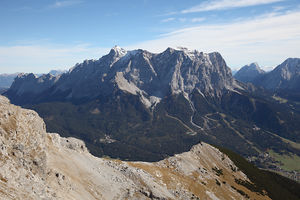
<box><xmin>215</xmin><ymin>145</ymin><xmax>300</xmax><ymax>200</ymax></box>
<box><xmin>268</xmin><ymin>150</ymin><xmax>300</xmax><ymax>172</ymax></box>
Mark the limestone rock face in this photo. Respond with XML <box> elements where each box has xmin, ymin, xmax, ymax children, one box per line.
<box><xmin>0</xmin><ymin>95</ymin><xmax>270</xmax><ymax>200</ymax></box>
<box><xmin>5</xmin><ymin>47</ymin><xmax>240</xmax><ymax>107</ymax></box>
<box><xmin>8</xmin><ymin>73</ymin><xmax>60</xmax><ymax>96</ymax></box>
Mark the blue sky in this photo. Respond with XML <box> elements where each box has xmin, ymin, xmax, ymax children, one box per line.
<box><xmin>0</xmin><ymin>0</ymin><xmax>300</xmax><ymax>73</ymax></box>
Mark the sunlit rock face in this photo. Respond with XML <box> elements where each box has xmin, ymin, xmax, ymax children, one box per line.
<box><xmin>5</xmin><ymin>47</ymin><xmax>239</xmax><ymax>107</ymax></box>
<box><xmin>0</xmin><ymin>95</ymin><xmax>270</xmax><ymax>200</ymax></box>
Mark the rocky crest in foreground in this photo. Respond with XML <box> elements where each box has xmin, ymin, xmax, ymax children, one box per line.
<box><xmin>0</xmin><ymin>95</ymin><xmax>269</xmax><ymax>200</ymax></box>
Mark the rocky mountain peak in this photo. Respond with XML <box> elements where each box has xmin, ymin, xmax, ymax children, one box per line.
<box><xmin>109</xmin><ymin>45</ymin><xmax>127</xmax><ymax>57</ymax></box>
<box><xmin>239</xmin><ymin>62</ymin><xmax>264</xmax><ymax>73</ymax></box>
<box><xmin>48</xmin><ymin>69</ymin><xmax>67</xmax><ymax>76</ymax></box>
<box><xmin>5</xmin><ymin>47</ymin><xmax>239</xmax><ymax>106</ymax></box>
<box><xmin>8</xmin><ymin>72</ymin><xmax>59</xmax><ymax>97</ymax></box>
<box><xmin>234</xmin><ymin>62</ymin><xmax>265</xmax><ymax>83</ymax></box>
<box><xmin>253</xmin><ymin>58</ymin><xmax>300</xmax><ymax>90</ymax></box>
<box><xmin>249</xmin><ymin>62</ymin><xmax>259</xmax><ymax>67</ymax></box>
<box><xmin>17</xmin><ymin>72</ymin><xmax>37</xmax><ymax>79</ymax></box>
<box><xmin>248</xmin><ymin>62</ymin><xmax>264</xmax><ymax>72</ymax></box>
<box><xmin>283</xmin><ymin>57</ymin><xmax>300</xmax><ymax>66</ymax></box>
<box><xmin>163</xmin><ymin>47</ymin><xmax>175</xmax><ymax>53</ymax></box>
<box><xmin>274</xmin><ymin>58</ymin><xmax>300</xmax><ymax>80</ymax></box>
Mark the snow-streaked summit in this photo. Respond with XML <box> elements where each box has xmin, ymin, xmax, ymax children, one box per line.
<box><xmin>110</xmin><ymin>45</ymin><xmax>127</xmax><ymax>57</ymax></box>
<box><xmin>6</xmin><ymin>47</ymin><xmax>240</xmax><ymax>107</ymax></box>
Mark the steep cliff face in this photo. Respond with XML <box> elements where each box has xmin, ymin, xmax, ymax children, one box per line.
<box><xmin>8</xmin><ymin>73</ymin><xmax>60</xmax><ymax>96</ymax></box>
<box><xmin>0</xmin><ymin>95</ymin><xmax>270</xmax><ymax>200</ymax></box>
<box><xmin>6</xmin><ymin>47</ymin><xmax>239</xmax><ymax>106</ymax></box>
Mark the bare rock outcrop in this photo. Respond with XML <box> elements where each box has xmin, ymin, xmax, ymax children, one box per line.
<box><xmin>0</xmin><ymin>95</ymin><xmax>270</xmax><ymax>199</ymax></box>
<box><xmin>5</xmin><ymin>47</ymin><xmax>240</xmax><ymax>107</ymax></box>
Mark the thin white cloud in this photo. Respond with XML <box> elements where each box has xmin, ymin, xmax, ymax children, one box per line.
<box><xmin>272</xmin><ymin>5</ymin><xmax>287</xmax><ymax>12</ymax></box>
<box><xmin>178</xmin><ymin>18</ymin><xmax>187</xmax><ymax>22</ymax></box>
<box><xmin>0</xmin><ymin>44</ymin><xmax>108</xmax><ymax>73</ymax></box>
<box><xmin>161</xmin><ymin>17</ymin><xmax>175</xmax><ymax>23</ymax></box>
<box><xmin>49</xmin><ymin>0</ymin><xmax>83</xmax><ymax>8</ymax></box>
<box><xmin>191</xmin><ymin>17</ymin><xmax>205</xmax><ymax>23</ymax></box>
<box><xmin>128</xmin><ymin>11</ymin><xmax>300</xmax><ymax>69</ymax></box>
<box><xmin>182</xmin><ymin>0</ymin><xmax>285</xmax><ymax>13</ymax></box>
<box><xmin>161</xmin><ymin>17</ymin><xmax>205</xmax><ymax>24</ymax></box>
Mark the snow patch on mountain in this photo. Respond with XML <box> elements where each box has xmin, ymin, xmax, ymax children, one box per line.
<box><xmin>6</xmin><ymin>46</ymin><xmax>241</xmax><ymax>108</ymax></box>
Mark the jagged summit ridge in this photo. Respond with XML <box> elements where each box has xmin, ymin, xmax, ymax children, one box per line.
<box><xmin>255</xmin><ymin>58</ymin><xmax>300</xmax><ymax>90</ymax></box>
<box><xmin>272</xmin><ymin>58</ymin><xmax>300</xmax><ymax>81</ymax></box>
<box><xmin>6</xmin><ymin>47</ymin><xmax>239</xmax><ymax>107</ymax></box>
<box><xmin>110</xmin><ymin>45</ymin><xmax>127</xmax><ymax>56</ymax></box>
<box><xmin>234</xmin><ymin>62</ymin><xmax>265</xmax><ymax>83</ymax></box>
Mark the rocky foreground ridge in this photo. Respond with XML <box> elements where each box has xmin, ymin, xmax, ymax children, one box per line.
<box><xmin>0</xmin><ymin>95</ymin><xmax>270</xmax><ymax>200</ymax></box>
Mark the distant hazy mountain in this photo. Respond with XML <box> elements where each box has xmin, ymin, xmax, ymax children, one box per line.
<box><xmin>48</xmin><ymin>69</ymin><xmax>67</xmax><ymax>76</ymax></box>
<box><xmin>231</xmin><ymin>69</ymin><xmax>238</xmax><ymax>76</ymax></box>
<box><xmin>0</xmin><ymin>69</ymin><xmax>66</xmax><ymax>91</ymax></box>
<box><xmin>36</xmin><ymin>69</ymin><xmax>67</xmax><ymax>77</ymax></box>
<box><xmin>0</xmin><ymin>73</ymin><xmax>19</xmax><ymax>89</ymax></box>
<box><xmin>234</xmin><ymin>62</ymin><xmax>265</xmax><ymax>84</ymax></box>
<box><xmin>255</xmin><ymin>58</ymin><xmax>300</xmax><ymax>91</ymax></box>
<box><xmin>0</xmin><ymin>87</ymin><xmax>7</xmax><ymax>94</ymax></box>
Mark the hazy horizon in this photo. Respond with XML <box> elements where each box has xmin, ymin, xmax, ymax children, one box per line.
<box><xmin>0</xmin><ymin>46</ymin><xmax>282</xmax><ymax>75</ymax></box>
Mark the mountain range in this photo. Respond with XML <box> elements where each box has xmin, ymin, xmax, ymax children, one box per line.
<box><xmin>0</xmin><ymin>70</ymin><xmax>67</xmax><ymax>94</ymax></box>
<box><xmin>6</xmin><ymin>46</ymin><xmax>237</xmax><ymax>105</ymax></box>
<box><xmin>235</xmin><ymin>59</ymin><xmax>300</xmax><ymax>88</ymax></box>
<box><xmin>4</xmin><ymin>47</ymin><xmax>300</xmax><ymax>182</ymax></box>
<box><xmin>0</xmin><ymin>73</ymin><xmax>19</xmax><ymax>93</ymax></box>
<box><xmin>256</xmin><ymin>58</ymin><xmax>300</xmax><ymax>91</ymax></box>
<box><xmin>235</xmin><ymin>58</ymin><xmax>300</xmax><ymax>102</ymax></box>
